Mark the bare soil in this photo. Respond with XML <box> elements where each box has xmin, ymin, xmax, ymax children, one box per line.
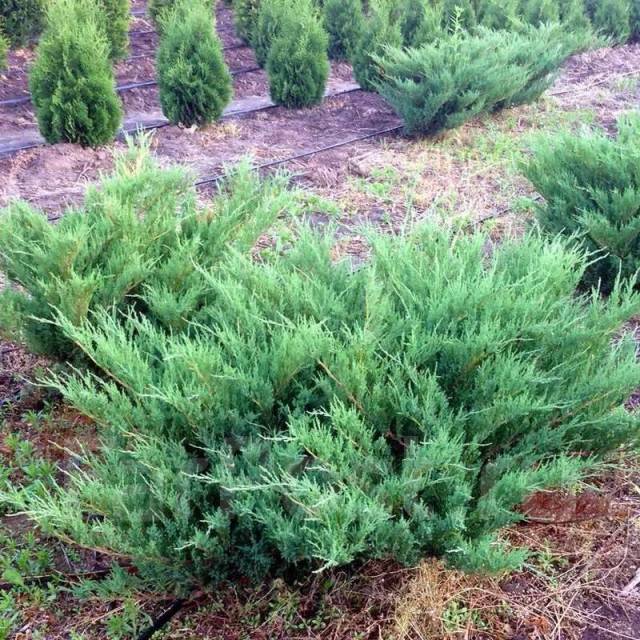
<box><xmin>550</xmin><ymin>43</ymin><xmax>640</xmax><ymax>131</ymax></box>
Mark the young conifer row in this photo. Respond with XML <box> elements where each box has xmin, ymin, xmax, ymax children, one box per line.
<box><xmin>26</xmin><ymin>0</ymin><xmax>130</xmax><ymax>147</ymax></box>
<box><xmin>19</xmin><ymin>0</ymin><xmax>640</xmax><ymax>147</ymax></box>
<box><xmin>0</xmin><ymin>0</ymin><xmax>44</xmax><ymax>46</ymax></box>
<box><xmin>250</xmin><ymin>0</ymin><xmax>330</xmax><ymax>108</ymax></box>
<box><xmin>27</xmin><ymin>0</ymin><xmax>232</xmax><ymax>146</ymax></box>
<box><xmin>156</xmin><ymin>0</ymin><xmax>232</xmax><ymax>126</ymax></box>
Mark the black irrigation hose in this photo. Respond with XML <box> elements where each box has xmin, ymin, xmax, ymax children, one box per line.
<box><xmin>129</xmin><ymin>29</ymin><xmax>156</xmax><ymax>36</ymax></box>
<box><xmin>136</xmin><ymin>599</ymin><xmax>187</xmax><ymax>640</ymax></box>
<box><xmin>1</xmin><ymin>86</ymin><xmax>363</xmax><ymax>157</ymax></box>
<box><xmin>44</xmin><ymin>117</ymin><xmax>399</xmax><ymax>223</ymax></box>
<box><xmin>115</xmin><ymin>65</ymin><xmax>260</xmax><ymax>94</ymax></box>
<box><xmin>0</xmin><ymin>345</ymin><xmax>20</xmax><ymax>356</ymax></box>
<box><xmin>0</xmin><ymin>66</ymin><xmax>262</xmax><ymax>109</ymax></box>
<box><xmin>0</xmin><ymin>95</ymin><xmax>30</xmax><ymax>108</ymax></box>
<box><xmin>194</xmin><ymin>124</ymin><xmax>404</xmax><ymax>187</ymax></box>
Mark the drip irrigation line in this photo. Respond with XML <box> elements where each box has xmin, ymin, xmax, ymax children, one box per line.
<box><xmin>224</xmin><ymin>42</ymin><xmax>249</xmax><ymax>52</ymax></box>
<box><xmin>136</xmin><ymin>599</ymin><xmax>187</xmax><ymax>640</ymax></box>
<box><xmin>42</xmin><ymin>119</ymin><xmax>543</xmax><ymax>231</ymax></box>
<box><xmin>230</xmin><ymin>65</ymin><xmax>261</xmax><ymax>76</ymax></box>
<box><xmin>0</xmin><ymin>346</ymin><xmax>20</xmax><ymax>356</ymax></box>
<box><xmin>0</xmin><ymin>66</ymin><xmax>262</xmax><ymax>108</ymax></box>
<box><xmin>194</xmin><ymin>124</ymin><xmax>404</xmax><ymax>187</ymax></box>
<box><xmin>0</xmin><ymin>95</ymin><xmax>30</xmax><ymax>107</ymax></box>
<box><xmin>115</xmin><ymin>66</ymin><xmax>260</xmax><ymax>95</ymax></box>
<box><xmin>130</xmin><ymin>29</ymin><xmax>155</xmax><ymax>37</ymax></box>
<box><xmin>45</xmin><ymin>118</ymin><xmax>398</xmax><ymax>223</ymax></box>
<box><xmin>129</xmin><ymin>53</ymin><xmax>155</xmax><ymax>61</ymax></box>
<box><xmin>1</xmin><ymin>85</ymin><xmax>362</xmax><ymax>157</ymax></box>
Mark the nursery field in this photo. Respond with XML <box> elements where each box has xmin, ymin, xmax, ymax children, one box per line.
<box><xmin>3</xmin><ymin>0</ymin><xmax>640</xmax><ymax>639</ymax></box>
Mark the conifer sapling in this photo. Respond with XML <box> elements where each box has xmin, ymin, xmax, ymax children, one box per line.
<box><xmin>352</xmin><ymin>0</ymin><xmax>402</xmax><ymax>91</ymax></box>
<box><xmin>266</xmin><ymin>5</ymin><xmax>329</xmax><ymax>108</ymax></box>
<box><xmin>233</xmin><ymin>0</ymin><xmax>261</xmax><ymax>43</ymax></box>
<box><xmin>149</xmin><ymin>0</ymin><xmax>176</xmax><ymax>29</ymax></box>
<box><xmin>29</xmin><ymin>0</ymin><xmax>122</xmax><ymax>147</ymax></box>
<box><xmin>523</xmin><ymin>115</ymin><xmax>640</xmax><ymax>293</ymax></box>
<box><xmin>323</xmin><ymin>0</ymin><xmax>364</xmax><ymax>60</ymax></box>
<box><xmin>253</xmin><ymin>0</ymin><xmax>288</xmax><ymax>67</ymax></box>
<box><xmin>96</xmin><ymin>0</ymin><xmax>130</xmax><ymax>61</ymax></box>
<box><xmin>592</xmin><ymin>0</ymin><xmax>631</xmax><ymax>43</ymax></box>
<box><xmin>157</xmin><ymin>0</ymin><xmax>232</xmax><ymax>127</ymax></box>
<box><xmin>0</xmin><ymin>0</ymin><xmax>43</xmax><ymax>46</ymax></box>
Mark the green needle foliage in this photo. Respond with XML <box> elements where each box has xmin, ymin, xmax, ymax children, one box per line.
<box><xmin>477</xmin><ymin>0</ymin><xmax>520</xmax><ymax>30</ymax></box>
<box><xmin>0</xmin><ymin>28</ymin><xmax>7</xmax><ymax>68</ymax></box>
<box><xmin>233</xmin><ymin>0</ymin><xmax>261</xmax><ymax>43</ymax></box>
<box><xmin>442</xmin><ymin>0</ymin><xmax>476</xmax><ymax>32</ymax></box>
<box><xmin>157</xmin><ymin>0</ymin><xmax>232</xmax><ymax>127</ymax></box>
<box><xmin>148</xmin><ymin>0</ymin><xmax>177</xmax><ymax>29</ymax></box>
<box><xmin>253</xmin><ymin>0</ymin><xmax>290</xmax><ymax>67</ymax></box>
<box><xmin>28</xmin><ymin>0</ymin><xmax>122</xmax><ymax>147</ymax></box>
<box><xmin>523</xmin><ymin>115</ymin><xmax>640</xmax><ymax>294</ymax></box>
<box><xmin>559</xmin><ymin>0</ymin><xmax>592</xmax><ymax>33</ymax></box>
<box><xmin>150</xmin><ymin>0</ymin><xmax>214</xmax><ymax>31</ymax></box>
<box><xmin>520</xmin><ymin>0</ymin><xmax>559</xmax><ymax>25</ymax></box>
<box><xmin>0</xmin><ymin>137</ymin><xmax>297</xmax><ymax>356</ymax></box>
<box><xmin>323</xmin><ymin>0</ymin><xmax>364</xmax><ymax>60</ymax></box>
<box><xmin>5</xmin><ymin>159</ymin><xmax>640</xmax><ymax>588</ymax></box>
<box><xmin>352</xmin><ymin>0</ymin><xmax>402</xmax><ymax>91</ymax></box>
<box><xmin>395</xmin><ymin>0</ymin><xmax>429</xmax><ymax>46</ymax></box>
<box><xmin>96</xmin><ymin>0</ymin><xmax>130</xmax><ymax>61</ymax></box>
<box><xmin>266</xmin><ymin>5</ymin><xmax>329</xmax><ymax>108</ymax></box>
<box><xmin>591</xmin><ymin>0</ymin><xmax>631</xmax><ymax>42</ymax></box>
<box><xmin>375</xmin><ymin>25</ymin><xmax>577</xmax><ymax>136</ymax></box>
<box><xmin>0</xmin><ymin>0</ymin><xmax>43</xmax><ymax>46</ymax></box>
<box><xmin>409</xmin><ymin>2</ymin><xmax>445</xmax><ymax>46</ymax></box>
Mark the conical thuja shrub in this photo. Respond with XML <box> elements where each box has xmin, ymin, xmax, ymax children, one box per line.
<box><xmin>157</xmin><ymin>0</ymin><xmax>233</xmax><ymax>126</ymax></box>
<box><xmin>149</xmin><ymin>0</ymin><xmax>214</xmax><ymax>32</ymax></box>
<box><xmin>323</xmin><ymin>0</ymin><xmax>364</xmax><ymax>60</ymax></box>
<box><xmin>29</xmin><ymin>0</ymin><xmax>122</xmax><ymax>147</ymax></box>
<box><xmin>233</xmin><ymin>0</ymin><xmax>261</xmax><ymax>43</ymax></box>
<box><xmin>266</xmin><ymin>3</ymin><xmax>329</xmax><ymax>108</ymax></box>
<box><xmin>253</xmin><ymin>0</ymin><xmax>288</xmax><ymax>67</ymax></box>
<box><xmin>352</xmin><ymin>0</ymin><xmax>402</xmax><ymax>91</ymax></box>
<box><xmin>96</xmin><ymin>0</ymin><xmax>130</xmax><ymax>61</ymax></box>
